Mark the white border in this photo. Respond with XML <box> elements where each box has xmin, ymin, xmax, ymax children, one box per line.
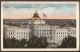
<box><xmin>1</xmin><ymin>1</ymin><xmax>79</xmax><ymax>51</ymax></box>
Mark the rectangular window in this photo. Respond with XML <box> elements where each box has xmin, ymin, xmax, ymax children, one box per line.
<box><xmin>9</xmin><ymin>32</ymin><xmax>10</xmax><ymax>35</ymax></box>
<box><xmin>13</xmin><ymin>32</ymin><xmax>14</xmax><ymax>35</ymax></box>
<box><xmin>24</xmin><ymin>32</ymin><xmax>25</xmax><ymax>35</ymax></box>
<box><xmin>61</xmin><ymin>32</ymin><xmax>62</xmax><ymax>34</ymax></box>
<box><xmin>17</xmin><ymin>32</ymin><xmax>18</xmax><ymax>35</ymax></box>
<box><xmin>71</xmin><ymin>32</ymin><xmax>72</xmax><ymax>34</ymax></box>
<box><xmin>29</xmin><ymin>32</ymin><xmax>31</xmax><ymax>34</ymax></box>
<box><xmin>17</xmin><ymin>36</ymin><xmax>18</xmax><ymax>38</ymax></box>
<box><xmin>9</xmin><ymin>36</ymin><xmax>10</xmax><ymax>38</ymax></box>
<box><xmin>11</xmin><ymin>32</ymin><xmax>12</xmax><ymax>35</ymax></box>
<box><xmin>65</xmin><ymin>32</ymin><xmax>66</xmax><ymax>34</ymax></box>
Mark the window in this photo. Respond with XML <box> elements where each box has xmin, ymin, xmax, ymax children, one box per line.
<box><xmin>12</xmin><ymin>36</ymin><xmax>13</xmax><ymax>38</ymax></box>
<box><xmin>61</xmin><ymin>32</ymin><xmax>62</xmax><ymax>34</ymax></box>
<box><xmin>17</xmin><ymin>36</ymin><xmax>18</xmax><ymax>38</ymax></box>
<box><xmin>58</xmin><ymin>32</ymin><xmax>59</xmax><ymax>34</ymax></box>
<box><xmin>63</xmin><ymin>32</ymin><xmax>64</xmax><ymax>34</ymax></box>
<box><xmin>13</xmin><ymin>32</ymin><xmax>14</xmax><ymax>35</ymax></box>
<box><xmin>9</xmin><ymin>32</ymin><xmax>10</xmax><ymax>35</ymax></box>
<box><xmin>59</xmin><ymin>32</ymin><xmax>60</xmax><ymax>34</ymax></box>
<box><xmin>11</xmin><ymin>32</ymin><xmax>12</xmax><ymax>35</ymax></box>
<box><xmin>9</xmin><ymin>36</ymin><xmax>10</xmax><ymax>38</ymax></box>
<box><xmin>24</xmin><ymin>32</ymin><xmax>25</xmax><ymax>35</ymax></box>
<box><xmin>71</xmin><ymin>32</ymin><xmax>72</xmax><ymax>34</ymax></box>
<box><xmin>17</xmin><ymin>32</ymin><xmax>18</xmax><ymax>35</ymax></box>
<box><xmin>57</xmin><ymin>32</ymin><xmax>58</xmax><ymax>34</ymax></box>
<box><xmin>65</xmin><ymin>32</ymin><xmax>66</xmax><ymax>34</ymax></box>
<box><xmin>29</xmin><ymin>32</ymin><xmax>31</xmax><ymax>34</ymax></box>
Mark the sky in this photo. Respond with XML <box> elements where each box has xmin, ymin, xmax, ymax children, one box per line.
<box><xmin>3</xmin><ymin>4</ymin><xmax>76</xmax><ymax>19</ymax></box>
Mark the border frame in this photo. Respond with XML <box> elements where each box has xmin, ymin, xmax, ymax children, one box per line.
<box><xmin>0</xmin><ymin>0</ymin><xmax>80</xmax><ymax>52</ymax></box>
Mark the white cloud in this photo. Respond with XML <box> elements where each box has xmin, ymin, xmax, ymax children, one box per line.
<box><xmin>4</xmin><ymin>5</ymin><xmax>76</xmax><ymax>16</ymax></box>
<box><xmin>41</xmin><ymin>7</ymin><xmax>55</xmax><ymax>14</ymax></box>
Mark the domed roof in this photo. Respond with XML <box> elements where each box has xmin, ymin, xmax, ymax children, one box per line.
<box><xmin>31</xmin><ymin>17</ymin><xmax>41</xmax><ymax>20</ymax></box>
<box><xmin>31</xmin><ymin>11</ymin><xmax>41</xmax><ymax>20</ymax></box>
<box><xmin>34</xmin><ymin>12</ymin><xmax>38</xmax><ymax>14</ymax></box>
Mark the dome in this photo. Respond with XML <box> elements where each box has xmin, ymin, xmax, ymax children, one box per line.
<box><xmin>31</xmin><ymin>11</ymin><xmax>41</xmax><ymax>20</ymax></box>
<box><xmin>34</xmin><ymin>12</ymin><xmax>38</xmax><ymax>14</ymax></box>
<box><xmin>31</xmin><ymin>17</ymin><xmax>41</xmax><ymax>20</ymax></box>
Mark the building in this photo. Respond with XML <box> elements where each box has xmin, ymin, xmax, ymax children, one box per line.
<box><xmin>3</xmin><ymin>25</ymin><xmax>31</xmax><ymax>41</ymax></box>
<box><xmin>3</xmin><ymin>11</ymin><xmax>76</xmax><ymax>47</ymax></box>
<box><xmin>29</xmin><ymin>11</ymin><xmax>45</xmax><ymax>24</ymax></box>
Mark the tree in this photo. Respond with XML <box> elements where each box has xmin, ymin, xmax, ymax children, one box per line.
<box><xmin>40</xmin><ymin>37</ymin><xmax>48</xmax><ymax>48</ymax></box>
<box><xmin>3</xmin><ymin>36</ymin><xmax>48</xmax><ymax>48</ymax></box>
<box><xmin>27</xmin><ymin>36</ymin><xmax>48</xmax><ymax>48</ymax></box>
<box><xmin>3</xmin><ymin>38</ymin><xmax>12</xmax><ymax>48</ymax></box>
<box><xmin>20</xmin><ymin>39</ymin><xmax>27</xmax><ymax>48</ymax></box>
<box><xmin>3</xmin><ymin>38</ymin><xmax>27</xmax><ymax>48</ymax></box>
<box><xmin>58</xmin><ymin>36</ymin><xmax>76</xmax><ymax>48</ymax></box>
